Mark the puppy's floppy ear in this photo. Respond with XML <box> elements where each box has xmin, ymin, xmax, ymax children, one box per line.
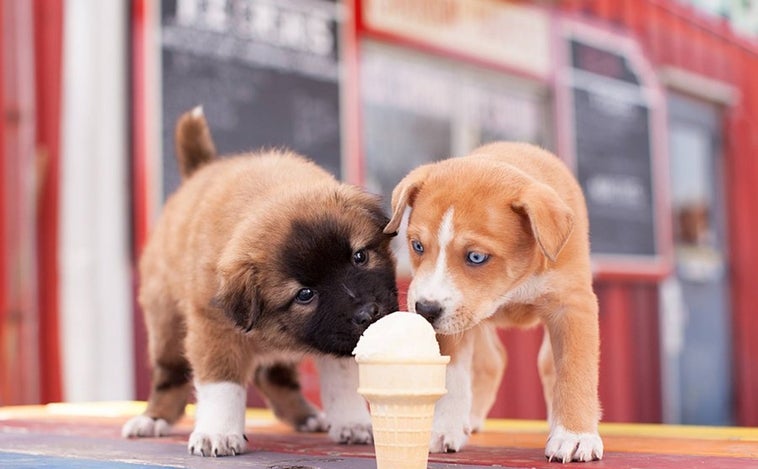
<box><xmin>512</xmin><ymin>183</ymin><xmax>575</xmax><ymax>262</ymax></box>
<box><xmin>384</xmin><ymin>164</ymin><xmax>431</xmax><ymax>235</ymax></box>
<box><xmin>355</xmin><ymin>188</ymin><xmax>392</xmax><ymax>231</ymax></box>
<box><xmin>213</xmin><ymin>259</ymin><xmax>263</xmax><ymax>332</ymax></box>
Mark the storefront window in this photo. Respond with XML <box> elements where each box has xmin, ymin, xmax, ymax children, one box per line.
<box><xmin>360</xmin><ymin>43</ymin><xmax>549</xmax><ymax>274</ymax></box>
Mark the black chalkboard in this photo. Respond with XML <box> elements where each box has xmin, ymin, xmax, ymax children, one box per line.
<box><xmin>569</xmin><ymin>39</ymin><xmax>657</xmax><ymax>258</ymax></box>
<box><xmin>160</xmin><ymin>0</ymin><xmax>341</xmax><ymax>199</ymax></box>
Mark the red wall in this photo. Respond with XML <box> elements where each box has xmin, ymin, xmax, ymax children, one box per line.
<box><xmin>562</xmin><ymin>0</ymin><xmax>758</xmax><ymax>427</ymax></box>
<box><xmin>0</xmin><ymin>0</ymin><xmax>64</xmax><ymax>405</ymax></box>
<box><xmin>129</xmin><ymin>0</ymin><xmax>758</xmax><ymax>426</ymax></box>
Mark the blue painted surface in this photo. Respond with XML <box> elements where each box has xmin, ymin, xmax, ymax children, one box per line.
<box><xmin>0</xmin><ymin>452</ymin><xmax>168</xmax><ymax>468</ymax></box>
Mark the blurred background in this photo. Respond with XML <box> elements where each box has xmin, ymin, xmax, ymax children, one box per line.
<box><xmin>1</xmin><ymin>0</ymin><xmax>757</xmax><ymax>428</ymax></box>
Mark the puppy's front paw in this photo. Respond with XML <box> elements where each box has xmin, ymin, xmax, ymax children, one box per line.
<box><xmin>121</xmin><ymin>415</ymin><xmax>171</xmax><ymax>438</ymax></box>
<box><xmin>545</xmin><ymin>425</ymin><xmax>603</xmax><ymax>463</ymax></box>
<box><xmin>429</xmin><ymin>424</ymin><xmax>471</xmax><ymax>453</ymax></box>
<box><xmin>188</xmin><ymin>431</ymin><xmax>247</xmax><ymax>457</ymax></box>
<box><xmin>296</xmin><ymin>412</ymin><xmax>330</xmax><ymax>433</ymax></box>
<box><xmin>328</xmin><ymin>421</ymin><xmax>373</xmax><ymax>444</ymax></box>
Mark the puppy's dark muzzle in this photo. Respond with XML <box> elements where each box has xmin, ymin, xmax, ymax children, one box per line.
<box><xmin>353</xmin><ymin>303</ymin><xmax>381</xmax><ymax>327</ymax></box>
<box><xmin>415</xmin><ymin>300</ymin><xmax>443</xmax><ymax>324</ymax></box>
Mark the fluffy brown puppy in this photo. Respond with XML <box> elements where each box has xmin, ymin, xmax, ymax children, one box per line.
<box><xmin>122</xmin><ymin>107</ymin><xmax>398</xmax><ymax>457</ymax></box>
<box><xmin>384</xmin><ymin>142</ymin><xmax>603</xmax><ymax>462</ymax></box>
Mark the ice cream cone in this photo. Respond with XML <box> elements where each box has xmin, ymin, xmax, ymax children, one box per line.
<box><xmin>357</xmin><ymin>357</ymin><xmax>450</xmax><ymax>469</ymax></box>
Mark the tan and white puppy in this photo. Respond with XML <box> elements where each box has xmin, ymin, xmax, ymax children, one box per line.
<box><xmin>122</xmin><ymin>108</ymin><xmax>398</xmax><ymax>456</ymax></box>
<box><xmin>384</xmin><ymin>142</ymin><xmax>603</xmax><ymax>462</ymax></box>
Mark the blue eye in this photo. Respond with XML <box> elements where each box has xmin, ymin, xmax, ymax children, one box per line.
<box><xmin>295</xmin><ymin>288</ymin><xmax>316</xmax><ymax>304</ymax></box>
<box><xmin>411</xmin><ymin>240</ymin><xmax>424</xmax><ymax>254</ymax></box>
<box><xmin>466</xmin><ymin>251</ymin><xmax>489</xmax><ymax>265</ymax></box>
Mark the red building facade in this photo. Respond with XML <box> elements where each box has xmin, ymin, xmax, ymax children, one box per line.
<box><xmin>129</xmin><ymin>0</ymin><xmax>758</xmax><ymax>426</ymax></box>
<box><xmin>2</xmin><ymin>0</ymin><xmax>756</xmax><ymax>428</ymax></box>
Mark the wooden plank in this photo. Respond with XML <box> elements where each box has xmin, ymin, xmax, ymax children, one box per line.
<box><xmin>32</xmin><ymin>0</ymin><xmax>64</xmax><ymax>405</ymax></box>
<box><xmin>2</xmin><ymin>403</ymin><xmax>757</xmax><ymax>468</ymax></box>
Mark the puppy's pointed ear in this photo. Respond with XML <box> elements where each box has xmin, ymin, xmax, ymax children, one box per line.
<box><xmin>213</xmin><ymin>259</ymin><xmax>263</xmax><ymax>332</ymax></box>
<box><xmin>512</xmin><ymin>183</ymin><xmax>575</xmax><ymax>262</ymax></box>
<box><xmin>384</xmin><ymin>165</ymin><xmax>431</xmax><ymax>235</ymax></box>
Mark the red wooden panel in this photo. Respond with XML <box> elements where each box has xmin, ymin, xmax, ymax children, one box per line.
<box><xmin>622</xmin><ymin>0</ymin><xmax>644</xmax><ymax>40</ymax></box>
<box><xmin>597</xmin><ymin>283</ymin><xmax>635</xmax><ymax>423</ymax></box>
<box><xmin>130</xmin><ymin>0</ymin><xmax>151</xmax><ymax>401</ymax></box>
<box><xmin>599</xmin><ymin>0</ymin><xmax>626</xmax><ymax>24</ymax></box>
<box><xmin>645</xmin><ymin>2</ymin><xmax>664</xmax><ymax>65</ymax></box>
<box><xmin>32</xmin><ymin>0</ymin><xmax>63</xmax><ymax>404</ymax></box>
<box><xmin>629</xmin><ymin>283</ymin><xmax>662</xmax><ymax>423</ymax></box>
<box><xmin>726</xmin><ymin>43</ymin><xmax>758</xmax><ymax>426</ymax></box>
<box><xmin>344</xmin><ymin>0</ymin><xmax>364</xmax><ymax>185</ymax></box>
<box><xmin>0</xmin><ymin>0</ymin><xmax>40</xmax><ymax>405</ymax></box>
<box><xmin>489</xmin><ymin>328</ymin><xmax>545</xmax><ymax>419</ymax></box>
<box><xmin>561</xmin><ymin>0</ymin><xmax>584</xmax><ymax>14</ymax></box>
<box><xmin>0</xmin><ymin>0</ymin><xmax>7</xmax><ymax>404</ymax></box>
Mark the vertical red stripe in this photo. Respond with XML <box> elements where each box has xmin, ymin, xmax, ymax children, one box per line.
<box><xmin>131</xmin><ymin>0</ymin><xmax>151</xmax><ymax>400</ymax></box>
<box><xmin>597</xmin><ymin>283</ymin><xmax>635</xmax><ymax>422</ymax></box>
<box><xmin>631</xmin><ymin>283</ymin><xmax>662</xmax><ymax>422</ymax></box>
<box><xmin>343</xmin><ymin>0</ymin><xmax>364</xmax><ymax>185</ymax></box>
<box><xmin>728</xmin><ymin>43</ymin><xmax>758</xmax><ymax>426</ymax></box>
<box><xmin>1</xmin><ymin>0</ymin><xmax>40</xmax><ymax>404</ymax></box>
<box><xmin>131</xmin><ymin>0</ymin><xmax>149</xmax><ymax>254</ymax></box>
<box><xmin>0</xmin><ymin>0</ymin><xmax>8</xmax><ymax>404</ymax></box>
<box><xmin>32</xmin><ymin>0</ymin><xmax>63</xmax><ymax>404</ymax></box>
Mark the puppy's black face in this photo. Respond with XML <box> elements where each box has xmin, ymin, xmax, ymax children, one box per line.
<box><xmin>280</xmin><ymin>213</ymin><xmax>399</xmax><ymax>356</ymax></box>
<box><xmin>216</xmin><ymin>189</ymin><xmax>399</xmax><ymax>357</ymax></box>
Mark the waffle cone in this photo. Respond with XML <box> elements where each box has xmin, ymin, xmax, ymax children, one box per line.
<box><xmin>357</xmin><ymin>357</ymin><xmax>449</xmax><ymax>469</ymax></box>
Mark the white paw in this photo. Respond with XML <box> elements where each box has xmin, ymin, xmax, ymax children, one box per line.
<box><xmin>296</xmin><ymin>412</ymin><xmax>330</xmax><ymax>433</ymax></box>
<box><xmin>429</xmin><ymin>424</ymin><xmax>471</xmax><ymax>453</ymax></box>
<box><xmin>121</xmin><ymin>415</ymin><xmax>171</xmax><ymax>438</ymax></box>
<box><xmin>328</xmin><ymin>421</ymin><xmax>373</xmax><ymax>444</ymax></box>
<box><xmin>188</xmin><ymin>431</ymin><xmax>247</xmax><ymax>457</ymax></box>
<box><xmin>545</xmin><ymin>425</ymin><xmax>603</xmax><ymax>462</ymax></box>
<box><xmin>190</xmin><ymin>381</ymin><xmax>247</xmax><ymax>456</ymax></box>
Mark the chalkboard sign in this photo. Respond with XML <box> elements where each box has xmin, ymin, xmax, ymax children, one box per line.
<box><xmin>160</xmin><ymin>0</ymin><xmax>342</xmax><ymax>198</ymax></box>
<box><xmin>564</xmin><ymin>33</ymin><xmax>664</xmax><ymax>269</ymax></box>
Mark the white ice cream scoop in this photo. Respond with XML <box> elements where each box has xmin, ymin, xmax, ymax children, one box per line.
<box><xmin>352</xmin><ymin>311</ymin><xmax>441</xmax><ymax>360</ymax></box>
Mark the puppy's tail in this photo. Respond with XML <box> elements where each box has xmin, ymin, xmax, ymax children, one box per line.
<box><xmin>175</xmin><ymin>106</ymin><xmax>216</xmax><ymax>179</ymax></box>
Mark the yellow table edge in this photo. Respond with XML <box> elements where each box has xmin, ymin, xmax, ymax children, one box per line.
<box><xmin>2</xmin><ymin>401</ymin><xmax>757</xmax><ymax>443</ymax></box>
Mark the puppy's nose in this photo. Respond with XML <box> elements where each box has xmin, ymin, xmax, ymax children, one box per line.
<box><xmin>415</xmin><ymin>301</ymin><xmax>443</xmax><ymax>323</ymax></box>
<box><xmin>353</xmin><ymin>303</ymin><xmax>380</xmax><ymax>326</ymax></box>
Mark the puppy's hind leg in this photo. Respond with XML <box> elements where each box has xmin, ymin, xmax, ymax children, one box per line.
<box><xmin>122</xmin><ymin>295</ymin><xmax>192</xmax><ymax>438</ymax></box>
<box><xmin>431</xmin><ymin>332</ymin><xmax>476</xmax><ymax>453</ymax></box>
<box><xmin>254</xmin><ymin>361</ymin><xmax>328</xmax><ymax>432</ymax></box>
<box><xmin>537</xmin><ymin>326</ymin><xmax>556</xmax><ymax>423</ymax></box>
<box><xmin>469</xmin><ymin>325</ymin><xmax>506</xmax><ymax>432</ymax></box>
<box><xmin>316</xmin><ymin>355</ymin><xmax>373</xmax><ymax>444</ymax></box>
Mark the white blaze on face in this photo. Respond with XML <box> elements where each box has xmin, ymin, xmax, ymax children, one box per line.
<box><xmin>409</xmin><ymin>208</ymin><xmax>462</xmax><ymax>317</ymax></box>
